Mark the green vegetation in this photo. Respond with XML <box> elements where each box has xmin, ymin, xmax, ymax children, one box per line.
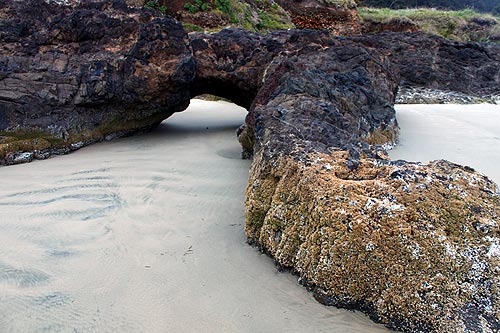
<box><xmin>361</xmin><ymin>0</ymin><xmax>500</xmax><ymax>15</ymax></box>
<box><xmin>180</xmin><ymin>0</ymin><xmax>293</xmax><ymax>32</ymax></box>
<box><xmin>144</xmin><ymin>0</ymin><xmax>167</xmax><ymax>14</ymax></box>
<box><xmin>256</xmin><ymin>3</ymin><xmax>294</xmax><ymax>31</ymax></box>
<box><xmin>359</xmin><ymin>7</ymin><xmax>500</xmax><ymax>41</ymax></box>
<box><xmin>359</xmin><ymin>7</ymin><xmax>493</xmax><ymax>21</ymax></box>
<box><xmin>182</xmin><ymin>22</ymin><xmax>204</xmax><ymax>32</ymax></box>
<box><xmin>223</xmin><ymin>0</ymin><xmax>293</xmax><ymax>31</ymax></box>
<box><xmin>184</xmin><ymin>0</ymin><xmax>212</xmax><ymax>14</ymax></box>
<box><xmin>214</xmin><ymin>0</ymin><xmax>231</xmax><ymax>13</ymax></box>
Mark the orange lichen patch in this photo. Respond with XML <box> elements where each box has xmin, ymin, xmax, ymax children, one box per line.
<box><xmin>245</xmin><ymin>149</ymin><xmax>500</xmax><ymax>331</ymax></box>
<box><xmin>363</xmin><ymin>126</ymin><xmax>398</xmax><ymax>145</ymax></box>
<box><xmin>290</xmin><ymin>8</ymin><xmax>361</xmax><ymax>35</ymax></box>
<box><xmin>0</xmin><ymin>138</ymin><xmax>52</xmax><ymax>159</ymax></box>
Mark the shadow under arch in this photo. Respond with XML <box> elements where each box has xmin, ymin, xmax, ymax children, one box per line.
<box><xmin>190</xmin><ymin>82</ymin><xmax>257</xmax><ymax>111</ymax></box>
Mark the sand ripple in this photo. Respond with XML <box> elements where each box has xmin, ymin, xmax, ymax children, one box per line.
<box><xmin>0</xmin><ymin>100</ymin><xmax>388</xmax><ymax>332</ymax></box>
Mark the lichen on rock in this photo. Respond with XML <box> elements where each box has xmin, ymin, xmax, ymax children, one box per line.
<box><xmin>246</xmin><ymin>152</ymin><xmax>500</xmax><ymax>332</ymax></box>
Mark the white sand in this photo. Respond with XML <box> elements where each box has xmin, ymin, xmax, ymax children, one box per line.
<box><xmin>0</xmin><ymin>99</ymin><xmax>388</xmax><ymax>332</ymax></box>
<box><xmin>390</xmin><ymin>104</ymin><xmax>500</xmax><ymax>185</ymax></box>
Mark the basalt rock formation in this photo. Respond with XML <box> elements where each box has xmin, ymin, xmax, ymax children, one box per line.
<box><xmin>0</xmin><ymin>0</ymin><xmax>194</xmax><ymax>164</ymax></box>
<box><xmin>353</xmin><ymin>31</ymin><xmax>500</xmax><ymax>103</ymax></box>
<box><xmin>1</xmin><ymin>1</ymin><xmax>500</xmax><ymax>332</ymax></box>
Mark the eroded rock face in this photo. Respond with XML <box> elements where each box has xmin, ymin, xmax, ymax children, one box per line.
<box><xmin>0</xmin><ymin>0</ymin><xmax>194</xmax><ymax>164</ymax></box>
<box><xmin>1</xmin><ymin>2</ymin><xmax>500</xmax><ymax>332</ymax></box>
<box><xmin>353</xmin><ymin>32</ymin><xmax>500</xmax><ymax>103</ymax></box>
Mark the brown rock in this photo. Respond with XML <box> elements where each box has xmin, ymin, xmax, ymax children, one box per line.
<box><xmin>277</xmin><ymin>0</ymin><xmax>362</xmax><ymax>35</ymax></box>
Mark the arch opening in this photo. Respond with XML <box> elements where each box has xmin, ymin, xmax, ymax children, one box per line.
<box><xmin>190</xmin><ymin>80</ymin><xmax>258</xmax><ymax>111</ymax></box>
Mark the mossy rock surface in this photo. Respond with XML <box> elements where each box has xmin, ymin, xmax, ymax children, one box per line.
<box><xmin>246</xmin><ymin>151</ymin><xmax>500</xmax><ymax>332</ymax></box>
<box><xmin>359</xmin><ymin>7</ymin><xmax>500</xmax><ymax>42</ymax></box>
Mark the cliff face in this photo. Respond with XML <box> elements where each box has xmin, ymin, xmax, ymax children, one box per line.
<box><xmin>1</xmin><ymin>1</ymin><xmax>500</xmax><ymax>332</ymax></box>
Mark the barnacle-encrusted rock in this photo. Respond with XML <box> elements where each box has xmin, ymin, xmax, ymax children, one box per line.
<box><xmin>1</xmin><ymin>1</ymin><xmax>500</xmax><ymax>331</ymax></box>
<box><xmin>246</xmin><ymin>152</ymin><xmax>500</xmax><ymax>332</ymax></box>
<box><xmin>191</xmin><ymin>27</ymin><xmax>500</xmax><ymax>332</ymax></box>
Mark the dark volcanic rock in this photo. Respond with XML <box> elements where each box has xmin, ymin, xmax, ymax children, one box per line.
<box><xmin>191</xmin><ymin>28</ymin><xmax>398</xmax><ymax>152</ymax></box>
<box><xmin>1</xmin><ymin>2</ymin><xmax>500</xmax><ymax>332</ymax></box>
<box><xmin>0</xmin><ymin>0</ymin><xmax>194</xmax><ymax>164</ymax></box>
<box><xmin>353</xmin><ymin>31</ymin><xmax>500</xmax><ymax>103</ymax></box>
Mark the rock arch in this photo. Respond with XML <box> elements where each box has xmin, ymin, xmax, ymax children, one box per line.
<box><xmin>1</xmin><ymin>1</ymin><xmax>500</xmax><ymax>332</ymax></box>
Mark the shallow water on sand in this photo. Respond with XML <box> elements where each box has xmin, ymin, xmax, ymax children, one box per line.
<box><xmin>390</xmin><ymin>104</ymin><xmax>500</xmax><ymax>185</ymax></box>
<box><xmin>0</xmin><ymin>100</ymin><xmax>388</xmax><ymax>332</ymax></box>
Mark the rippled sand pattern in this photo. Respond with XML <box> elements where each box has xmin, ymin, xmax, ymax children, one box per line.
<box><xmin>0</xmin><ymin>100</ymin><xmax>388</xmax><ymax>332</ymax></box>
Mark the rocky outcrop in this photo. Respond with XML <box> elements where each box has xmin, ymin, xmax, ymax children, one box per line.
<box><xmin>1</xmin><ymin>1</ymin><xmax>500</xmax><ymax>332</ymax></box>
<box><xmin>353</xmin><ymin>31</ymin><xmax>500</xmax><ymax>103</ymax></box>
<box><xmin>191</xmin><ymin>28</ymin><xmax>500</xmax><ymax>332</ymax></box>
<box><xmin>246</xmin><ymin>154</ymin><xmax>500</xmax><ymax>333</ymax></box>
<box><xmin>0</xmin><ymin>0</ymin><xmax>194</xmax><ymax>164</ymax></box>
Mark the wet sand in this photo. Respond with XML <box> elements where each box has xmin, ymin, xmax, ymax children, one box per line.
<box><xmin>390</xmin><ymin>104</ymin><xmax>500</xmax><ymax>185</ymax></box>
<box><xmin>0</xmin><ymin>99</ymin><xmax>388</xmax><ymax>332</ymax></box>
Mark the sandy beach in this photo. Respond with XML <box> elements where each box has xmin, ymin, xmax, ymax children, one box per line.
<box><xmin>390</xmin><ymin>104</ymin><xmax>500</xmax><ymax>185</ymax></box>
<box><xmin>2</xmin><ymin>101</ymin><xmax>498</xmax><ymax>332</ymax></box>
<box><xmin>0</xmin><ymin>99</ymin><xmax>388</xmax><ymax>332</ymax></box>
